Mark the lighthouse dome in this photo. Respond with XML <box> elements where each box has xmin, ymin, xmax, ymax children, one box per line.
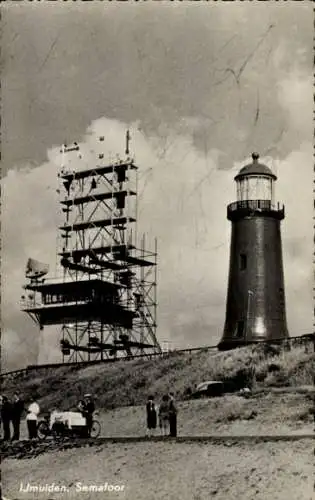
<box><xmin>235</xmin><ymin>153</ymin><xmax>277</xmax><ymax>181</ymax></box>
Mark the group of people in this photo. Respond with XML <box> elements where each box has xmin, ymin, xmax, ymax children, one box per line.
<box><xmin>146</xmin><ymin>392</ymin><xmax>177</xmax><ymax>437</ymax></box>
<box><xmin>1</xmin><ymin>391</ymin><xmax>177</xmax><ymax>440</ymax></box>
<box><xmin>0</xmin><ymin>392</ymin><xmax>33</xmax><ymax>441</ymax></box>
<box><xmin>0</xmin><ymin>393</ymin><xmax>95</xmax><ymax>441</ymax></box>
<box><xmin>1</xmin><ymin>393</ymin><xmax>40</xmax><ymax>441</ymax></box>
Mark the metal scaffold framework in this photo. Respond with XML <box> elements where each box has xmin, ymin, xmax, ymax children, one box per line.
<box><xmin>21</xmin><ymin>133</ymin><xmax>161</xmax><ymax>363</ymax></box>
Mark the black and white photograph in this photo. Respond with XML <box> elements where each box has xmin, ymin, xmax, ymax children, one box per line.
<box><xmin>1</xmin><ymin>2</ymin><xmax>314</xmax><ymax>499</ymax></box>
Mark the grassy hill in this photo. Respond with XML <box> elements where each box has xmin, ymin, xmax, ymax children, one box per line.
<box><xmin>2</xmin><ymin>342</ymin><xmax>313</xmax><ymax>413</ymax></box>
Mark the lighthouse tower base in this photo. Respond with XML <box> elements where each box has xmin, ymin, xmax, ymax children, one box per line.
<box><xmin>218</xmin><ymin>212</ymin><xmax>289</xmax><ymax>351</ymax></box>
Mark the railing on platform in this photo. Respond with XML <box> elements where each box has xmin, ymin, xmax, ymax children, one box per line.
<box><xmin>227</xmin><ymin>200</ymin><xmax>285</xmax><ymax>220</ymax></box>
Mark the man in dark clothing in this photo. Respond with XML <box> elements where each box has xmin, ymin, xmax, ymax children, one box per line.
<box><xmin>11</xmin><ymin>393</ymin><xmax>24</xmax><ymax>440</ymax></box>
<box><xmin>0</xmin><ymin>395</ymin><xmax>2</xmax><ymax>434</ymax></box>
<box><xmin>1</xmin><ymin>396</ymin><xmax>12</xmax><ymax>441</ymax></box>
<box><xmin>168</xmin><ymin>392</ymin><xmax>177</xmax><ymax>437</ymax></box>
<box><xmin>80</xmin><ymin>394</ymin><xmax>95</xmax><ymax>437</ymax></box>
<box><xmin>146</xmin><ymin>395</ymin><xmax>157</xmax><ymax>437</ymax></box>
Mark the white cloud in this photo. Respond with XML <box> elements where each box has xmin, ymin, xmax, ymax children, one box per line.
<box><xmin>277</xmin><ymin>72</ymin><xmax>313</xmax><ymax>137</ymax></box>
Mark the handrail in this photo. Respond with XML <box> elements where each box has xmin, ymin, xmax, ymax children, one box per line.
<box><xmin>227</xmin><ymin>199</ymin><xmax>285</xmax><ymax>221</ymax></box>
<box><xmin>228</xmin><ymin>200</ymin><xmax>284</xmax><ymax>212</ymax></box>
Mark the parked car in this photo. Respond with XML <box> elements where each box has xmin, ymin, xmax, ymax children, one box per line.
<box><xmin>191</xmin><ymin>380</ymin><xmax>224</xmax><ymax>398</ymax></box>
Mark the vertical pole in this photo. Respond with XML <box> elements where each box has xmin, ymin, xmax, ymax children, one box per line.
<box><xmin>114</xmin><ymin>325</ymin><xmax>117</xmax><ymax>361</ymax></box>
<box><xmin>87</xmin><ymin>321</ymin><xmax>90</xmax><ymax>362</ymax></box>
<box><xmin>55</xmin><ymin>230</ymin><xmax>59</xmax><ymax>279</ymax></box>
<box><xmin>154</xmin><ymin>237</ymin><xmax>158</xmax><ymax>352</ymax></box>
<box><xmin>141</xmin><ymin>234</ymin><xmax>145</xmax><ymax>351</ymax></box>
<box><xmin>59</xmin><ymin>143</ymin><xmax>66</xmax><ymax>280</ymax></box>
<box><xmin>270</xmin><ymin>179</ymin><xmax>274</xmax><ymax>208</ymax></box>
<box><xmin>135</xmin><ymin>165</ymin><xmax>138</xmax><ymax>248</ymax></box>
<box><xmin>126</xmin><ymin>161</ymin><xmax>129</xmax><ymax>246</ymax></box>
<box><xmin>62</xmin><ymin>176</ymin><xmax>67</xmax><ymax>284</ymax></box>
<box><xmin>85</xmin><ymin>173</ymin><xmax>90</xmax><ymax>363</ymax></box>
<box><xmin>37</xmin><ymin>325</ymin><xmax>41</xmax><ymax>366</ymax></box>
<box><xmin>101</xmin><ymin>321</ymin><xmax>104</xmax><ymax>362</ymax></box>
<box><xmin>61</xmin><ymin>150</ymin><xmax>67</xmax><ymax>359</ymax></box>
<box><xmin>111</xmin><ymin>159</ymin><xmax>114</xmax><ymax>251</ymax></box>
<box><xmin>82</xmin><ymin>177</ymin><xmax>85</xmax><ymax>251</ymax></box>
<box><xmin>62</xmin><ymin>325</ymin><xmax>66</xmax><ymax>364</ymax></box>
<box><xmin>246</xmin><ymin>290</ymin><xmax>253</xmax><ymax>342</ymax></box>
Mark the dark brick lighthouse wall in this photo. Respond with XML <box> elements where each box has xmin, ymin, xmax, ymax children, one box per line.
<box><xmin>219</xmin><ymin>206</ymin><xmax>289</xmax><ymax>350</ymax></box>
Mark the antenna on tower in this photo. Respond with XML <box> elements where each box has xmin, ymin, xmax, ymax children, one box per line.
<box><xmin>125</xmin><ymin>130</ymin><xmax>131</xmax><ymax>156</ymax></box>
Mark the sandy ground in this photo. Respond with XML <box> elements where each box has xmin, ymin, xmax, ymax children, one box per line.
<box><xmin>2</xmin><ymin>439</ymin><xmax>314</xmax><ymax>500</ymax></box>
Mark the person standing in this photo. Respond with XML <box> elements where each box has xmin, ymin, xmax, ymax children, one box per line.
<box><xmin>0</xmin><ymin>395</ymin><xmax>3</xmax><ymax>436</ymax></box>
<box><xmin>80</xmin><ymin>394</ymin><xmax>95</xmax><ymax>437</ymax></box>
<box><xmin>1</xmin><ymin>396</ymin><xmax>12</xmax><ymax>441</ymax></box>
<box><xmin>146</xmin><ymin>396</ymin><xmax>157</xmax><ymax>437</ymax></box>
<box><xmin>158</xmin><ymin>395</ymin><xmax>170</xmax><ymax>437</ymax></box>
<box><xmin>11</xmin><ymin>392</ymin><xmax>24</xmax><ymax>440</ymax></box>
<box><xmin>169</xmin><ymin>392</ymin><xmax>177</xmax><ymax>437</ymax></box>
<box><xmin>26</xmin><ymin>397</ymin><xmax>40</xmax><ymax>440</ymax></box>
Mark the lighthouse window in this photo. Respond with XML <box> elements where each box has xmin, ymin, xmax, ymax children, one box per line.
<box><xmin>240</xmin><ymin>254</ymin><xmax>247</xmax><ymax>270</ymax></box>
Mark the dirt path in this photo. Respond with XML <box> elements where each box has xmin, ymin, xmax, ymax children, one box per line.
<box><xmin>2</xmin><ymin>439</ymin><xmax>314</xmax><ymax>500</ymax></box>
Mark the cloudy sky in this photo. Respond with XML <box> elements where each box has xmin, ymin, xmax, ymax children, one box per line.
<box><xmin>2</xmin><ymin>3</ymin><xmax>313</xmax><ymax>371</ymax></box>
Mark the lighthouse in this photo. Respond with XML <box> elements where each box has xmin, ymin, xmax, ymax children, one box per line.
<box><xmin>218</xmin><ymin>153</ymin><xmax>289</xmax><ymax>350</ymax></box>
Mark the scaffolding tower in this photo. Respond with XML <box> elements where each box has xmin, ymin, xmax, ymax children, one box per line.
<box><xmin>21</xmin><ymin>133</ymin><xmax>161</xmax><ymax>363</ymax></box>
